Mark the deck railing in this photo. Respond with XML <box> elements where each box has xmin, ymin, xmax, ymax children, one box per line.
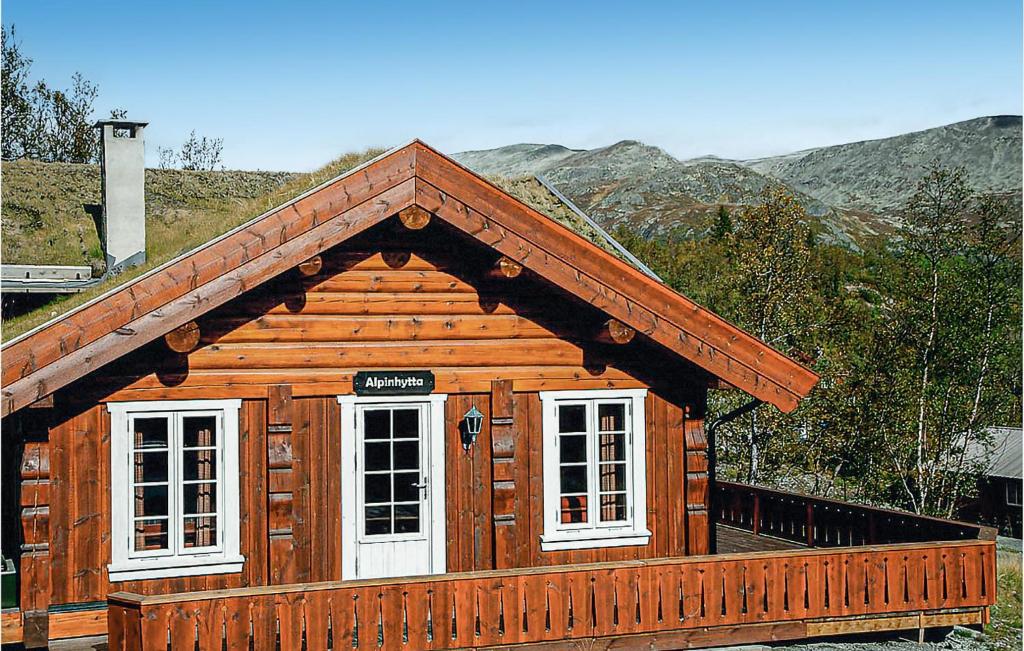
<box><xmin>107</xmin><ymin>540</ymin><xmax>995</xmax><ymax>651</ymax></box>
<box><xmin>716</xmin><ymin>481</ymin><xmax>996</xmax><ymax>548</ymax></box>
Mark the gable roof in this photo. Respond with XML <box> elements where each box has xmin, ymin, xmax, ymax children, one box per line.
<box><xmin>1</xmin><ymin>141</ymin><xmax>819</xmax><ymax>416</ymax></box>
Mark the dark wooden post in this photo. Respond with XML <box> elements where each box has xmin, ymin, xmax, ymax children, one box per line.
<box><xmin>20</xmin><ymin>428</ymin><xmax>51</xmax><ymax>647</ymax></box>
<box><xmin>805</xmin><ymin>502</ymin><xmax>816</xmax><ymax>547</ymax></box>
<box><xmin>490</xmin><ymin>380</ymin><xmax>516</xmax><ymax>569</ymax></box>
<box><xmin>752</xmin><ymin>491</ymin><xmax>761</xmax><ymax>536</ymax></box>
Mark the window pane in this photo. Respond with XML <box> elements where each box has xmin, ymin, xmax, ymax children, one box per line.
<box><xmin>560</xmin><ymin>495</ymin><xmax>588</xmax><ymax>523</ymax></box>
<box><xmin>133</xmin><ymin>518</ymin><xmax>168</xmax><ymax>551</ymax></box>
<box><xmin>364</xmin><ymin>474</ymin><xmax>391</xmax><ymax>503</ymax></box>
<box><xmin>365</xmin><ymin>442</ymin><xmax>390</xmax><ymax>471</ymax></box>
<box><xmin>599</xmin><ymin>463</ymin><xmax>626</xmax><ymax>492</ymax></box>
<box><xmin>600</xmin><ymin>493</ymin><xmax>627</xmax><ymax>522</ymax></box>
<box><xmin>133</xmin><ymin>418</ymin><xmax>168</xmax><ymax>449</ymax></box>
<box><xmin>134</xmin><ymin>451</ymin><xmax>168</xmax><ymax>483</ymax></box>
<box><xmin>393</xmin><ymin>472</ymin><xmax>420</xmax><ymax>502</ymax></box>
<box><xmin>558</xmin><ymin>405</ymin><xmax>586</xmax><ymax>433</ymax></box>
<box><xmin>182</xmin><ymin>416</ymin><xmax>217</xmax><ymax>448</ymax></box>
<box><xmin>365</xmin><ymin>505</ymin><xmax>391</xmax><ymax>535</ymax></box>
<box><xmin>134</xmin><ymin>485</ymin><xmax>168</xmax><ymax>517</ymax></box>
<box><xmin>392</xmin><ymin>409</ymin><xmax>419</xmax><ymax>439</ymax></box>
<box><xmin>394</xmin><ymin>504</ymin><xmax>420</xmax><ymax>533</ymax></box>
<box><xmin>599</xmin><ymin>433</ymin><xmax>625</xmax><ymax>462</ymax></box>
<box><xmin>393</xmin><ymin>441</ymin><xmax>419</xmax><ymax>470</ymax></box>
<box><xmin>364</xmin><ymin>410</ymin><xmax>390</xmax><ymax>439</ymax></box>
<box><xmin>183</xmin><ymin>516</ymin><xmax>217</xmax><ymax>548</ymax></box>
<box><xmin>560</xmin><ymin>465</ymin><xmax>588</xmax><ymax>493</ymax></box>
<box><xmin>559</xmin><ymin>434</ymin><xmax>586</xmax><ymax>463</ymax></box>
<box><xmin>183</xmin><ymin>449</ymin><xmax>217</xmax><ymax>480</ymax></box>
<box><xmin>183</xmin><ymin>482</ymin><xmax>218</xmax><ymax>515</ymax></box>
<box><xmin>598</xmin><ymin>403</ymin><xmax>626</xmax><ymax>432</ymax></box>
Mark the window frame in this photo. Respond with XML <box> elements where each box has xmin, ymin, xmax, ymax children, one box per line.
<box><xmin>108</xmin><ymin>399</ymin><xmax>244</xmax><ymax>581</ymax></box>
<box><xmin>539</xmin><ymin>389</ymin><xmax>650</xmax><ymax>551</ymax></box>
<box><xmin>1006</xmin><ymin>480</ymin><xmax>1022</xmax><ymax>507</ymax></box>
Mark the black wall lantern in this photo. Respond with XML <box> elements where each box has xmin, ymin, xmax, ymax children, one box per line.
<box><xmin>461</xmin><ymin>405</ymin><xmax>484</xmax><ymax>450</ymax></box>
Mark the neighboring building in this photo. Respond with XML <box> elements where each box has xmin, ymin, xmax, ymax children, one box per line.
<box><xmin>962</xmin><ymin>426</ymin><xmax>1023</xmax><ymax>538</ymax></box>
<box><xmin>0</xmin><ymin>142</ymin><xmax>997</xmax><ymax>649</ymax></box>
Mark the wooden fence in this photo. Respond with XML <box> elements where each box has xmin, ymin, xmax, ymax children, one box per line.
<box><xmin>108</xmin><ymin>540</ymin><xmax>995</xmax><ymax>650</ymax></box>
<box><xmin>716</xmin><ymin>481</ymin><xmax>996</xmax><ymax>548</ymax></box>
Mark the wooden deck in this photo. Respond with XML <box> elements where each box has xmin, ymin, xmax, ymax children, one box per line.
<box><xmin>716</xmin><ymin>524</ymin><xmax>804</xmax><ymax>553</ymax></box>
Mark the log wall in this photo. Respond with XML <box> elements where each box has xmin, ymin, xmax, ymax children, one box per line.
<box><xmin>5</xmin><ymin>224</ymin><xmax>710</xmax><ymax>641</ymax></box>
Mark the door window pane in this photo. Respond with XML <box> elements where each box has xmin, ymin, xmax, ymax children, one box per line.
<box><xmin>394</xmin><ymin>504</ymin><xmax>420</xmax><ymax>534</ymax></box>
<box><xmin>364</xmin><ymin>474</ymin><xmax>391</xmax><ymax>503</ymax></box>
<box><xmin>365</xmin><ymin>442</ymin><xmax>390</xmax><ymax>471</ymax></box>
<box><xmin>392</xmin><ymin>409</ymin><xmax>419</xmax><ymax>438</ymax></box>
<box><xmin>364</xmin><ymin>410</ymin><xmax>390</xmax><ymax>439</ymax></box>
<box><xmin>393</xmin><ymin>441</ymin><xmax>419</xmax><ymax>469</ymax></box>
<box><xmin>365</xmin><ymin>505</ymin><xmax>391</xmax><ymax>535</ymax></box>
<box><xmin>393</xmin><ymin>472</ymin><xmax>420</xmax><ymax>502</ymax></box>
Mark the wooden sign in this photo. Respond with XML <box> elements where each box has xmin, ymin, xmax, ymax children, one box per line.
<box><xmin>354</xmin><ymin>370</ymin><xmax>435</xmax><ymax>396</ymax></box>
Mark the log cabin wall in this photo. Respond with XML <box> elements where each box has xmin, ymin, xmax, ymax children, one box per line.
<box><xmin>11</xmin><ymin>219</ymin><xmax>710</xmax><ymax>618</ymax></box>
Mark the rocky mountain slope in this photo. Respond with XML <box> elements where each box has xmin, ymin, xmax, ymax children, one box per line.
<box><xmin>453</xmin><ymin>116</ymin><xmax>1022</xmax><ymax>244</ymax></box>
<box><xmin>745</xmin><ymin>116</ymin><xmax>1022</xmax><ymax>214</ymax></box>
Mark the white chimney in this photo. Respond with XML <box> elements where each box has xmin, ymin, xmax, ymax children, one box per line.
<box><xmin>95</xmin><ymin>119</ymin><xmax>147</xmax><ymax>272</ymax></box>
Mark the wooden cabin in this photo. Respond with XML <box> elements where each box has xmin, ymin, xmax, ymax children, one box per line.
<box><xmin>0</xmin><ymin>142</ymin><xmax>996</xmax><ymax>649</ymax></box>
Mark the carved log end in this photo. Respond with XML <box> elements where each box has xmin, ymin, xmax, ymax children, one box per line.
<box><xmin>398</xmin><ymin>206</ymin><xmax>431</xmax><ymax>230</ymax></box>
<box><xmin>164</xmin><ymin>321</ymin><xmax>201</xmax><ymax>353</ymax></box>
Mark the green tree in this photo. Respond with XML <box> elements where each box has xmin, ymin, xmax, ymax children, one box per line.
<box><xmin>2</xmin><ymin>25</ymin><xmax>34</xmax><ymax>159</ymax></box>
<box><xmin>711</xmin><ymin>205</ymin><xmax>733</xmax><ymax>242</ymax></box>
<box><xmin>725</xmin><ymin>188</ymin><xmax>814</xmax><ymax>482</ymax></box>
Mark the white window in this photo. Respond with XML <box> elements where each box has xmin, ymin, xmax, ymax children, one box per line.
<box><xmin>539</xmin><ymin>389</ymin><xmax>650</xmax><ymax>551</ymax></box>
<box><xmin>107</xmin><ymin>399</ymin><xmax>243</xmax><ymax>581</ymax></box>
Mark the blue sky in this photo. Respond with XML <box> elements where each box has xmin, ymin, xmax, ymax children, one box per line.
<box><xmin>4</xmin><ymin>1</ymin><xmax>1021</xmax><ymax>171</ymax></box>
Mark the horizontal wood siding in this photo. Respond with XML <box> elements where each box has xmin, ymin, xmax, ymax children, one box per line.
<box><xmin>89</xmin><ymin>224</ymin><xmax>701</xmax><ymax>403</ymax></box>
<box><xmin>11</xmin><ymin>223</ymin><xmax>710</xmax><ymax>632</ymax></box>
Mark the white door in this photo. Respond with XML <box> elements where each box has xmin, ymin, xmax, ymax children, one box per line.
<box><xmin>339</xmin><ymin>395</ymin><xmax>447</xmax><ymax>580</ymax></box>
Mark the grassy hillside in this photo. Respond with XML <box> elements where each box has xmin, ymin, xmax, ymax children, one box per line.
<box><xmin>2</xmin><ymin>160</ymin><xmax>299</xmax><ymax>270</ymax></box>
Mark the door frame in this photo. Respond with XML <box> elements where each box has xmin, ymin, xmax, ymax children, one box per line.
<box><xmin>337</xmin><ymin>394</ymin><xmax>448</xmax><ymax>580</ymax></box>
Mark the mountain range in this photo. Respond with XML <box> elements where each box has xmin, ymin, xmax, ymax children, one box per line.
<box><xmin>454</xmin><ymin>116</ymin><xmax>1022</xmax><ymax>246</ymax></box>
